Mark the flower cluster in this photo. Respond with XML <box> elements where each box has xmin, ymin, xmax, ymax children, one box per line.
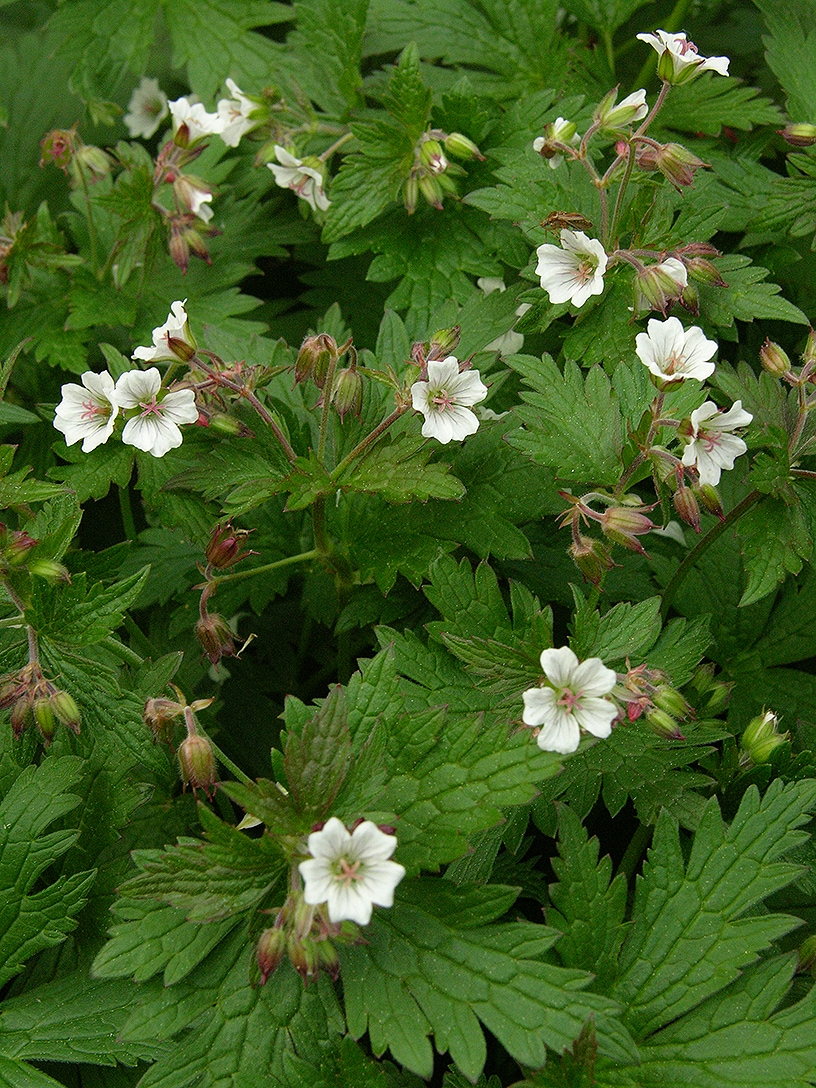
<box><xmin>54</xmin><ymin>303</ymin><xmax>199</xmax><ymax>458</ymax></box>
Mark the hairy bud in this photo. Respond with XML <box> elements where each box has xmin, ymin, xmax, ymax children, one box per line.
<box><xmin>178</xmin><ymin>732</ymin><xmax>217</xmax><ymax>797</ymax></box>
<box><xmin>195</xmin><ymin>612</ymin><xmax>237</xmax><ymax>665</ymax></box>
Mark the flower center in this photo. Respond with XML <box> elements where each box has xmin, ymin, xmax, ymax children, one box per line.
<box><xmin>138</xmin><ymin>396</ymin><xmax>164</xmax><ymax>418</ymax></box>
<box><xmin>80</xmin><ymin>398</ymin><xmax>107</xmax><ymax>422</ymax></box>
<box><xmin>575</xmin><ymin>257</ymin><xmax>597</xmax><ymax>284</ymax></box>
<box><xmin>664</xmin><ymin>350</ymin><xmax>686</xmax><ymax>375</ymax></box>
<box><xmin>430</xmin><ymin>387</ymin><xmax>453</xmax><ymax>412</ymax></box>
<box><xmin>332</xmin><ymin>855</ymin><xmax>362</xmax><ymax>887</ymax></box>
<box><xmin>700</xmin><ymin>430</ymin><xmax>722</xmax><ymax>452</ymax></box>
<box><xmin>556</xmin><ymin>686</ymin><xmax>582</xmax><ymax>713</ymax></box>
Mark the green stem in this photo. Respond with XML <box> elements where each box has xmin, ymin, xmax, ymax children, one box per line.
<box><xmin>211</xmin><ymin>550</ymin><xmax>319</xmax><ymax>586</ymax></box>
<box><xmin>618</xmin><ymin>821</ymin><xmax>653</xmax><ymax>882</ymax></box>
<box><xmin>317</xmin><ymin>354</ymin><xmax>339</xmax><ymax>466</ymax></box>
<box><xmin>660</xmin><ymin>489</ymin><xmax>762</xmax><ymax>619</ymax></box>
<box><xmin>606</xmin><ymin>138</ymin><xmax>637</xmax><ymax>248</ymax></box>
<box><xmin>331</xmin><ymin>407</ymin><xmax>405</xmax><ymax>480</ymax></box>
<box><xmin>77</xmin><ymin>166</ymin><xmax>100</xmax><ymax>273</ymax></box>
<box><xmin>312</xmin><ymin>496</ymin><xmax>330</xmax><ymax>557</ymax></box>
<box><xmin>196</xmin><ymin>725</ymin><xmax>253</xmax><ymax>787</ymax></box>
<box><xmin>101</xmin><ymin>635</ymin><xmax>144</xmax><ymax>666</ymax></box>
<box><xmin>119</xmin><ymin>485</ymin><xmax>137</xmax><ymax>542</ymax></box>
<box><xmin>319</xmin><ymin>131</ymin><xmax>353</xmax><ymax>161</ymax></box>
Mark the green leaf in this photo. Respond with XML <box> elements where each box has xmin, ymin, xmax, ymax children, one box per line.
<box><xmin>612</xmin><ymin>779</ymin><xmax>816</xmax><ymax>1038</ymax></box>
<box><xmin>570</xmin><ymin>594</ymin><xmax>663</xmax><ymax>668</ymax></box>
<box><xmin>283</xmin><ymin>684</ymin><xmax>352</xmax><ymax>817</ymax></box>
<box><xmin>699</xmin><ymin>255</ymin><xmax>809</xmax><ymax>328</ymax></box>
<box><xmin>659</xmin><ymin>75</ymin><xmax>784</xmax><ymax>135</ymax></box>
<box><xmin>0</xmin><ymin>755</ymin><xmax>96</xmax><ymax>988</ymax></box>
<box><xmin>738</xmin><ymin>497</ymin><xmax>811</xmax><ymax>608</ymax></box>
<box><xmin>27</xmin><ymin>568</ymin><xmax>149</xmax><ymax>647</ymax></box>
<box><xmin>337</xmin><ymin>432</ymin><xmax>466</xmax><ymax>503</ymax></box>
<box><xmin>507</xmin><ymin>356</ymin><xmax>623</xmax><ymax>485</ymax></box>
<box><xmin>546</xmin><ymin>805</ymin><xmax>627</xmax><ymax>992</ymax></box>
<box><xmin>563</xmin><ymin>0</ymin><xmax>653</xmax><ymax>34</ymax></box>
<box><xmin>0</xmin><ymin>1055</ymin><xmax>66</xmax><ymax>1088</ymax></box>
<box><xmin>379</xmin><ymin>42</ymin><xmax>433</xmax><ymax>136</ymax></box>
<box><xmin>343</xmin><ymin>879</ymin><xmax>636</xmax><ymax>1081</ymax></box>
<box><xmin>288</xmin><ymin>0</ymin><xmax>368</xmax><ymax>114</ymax></box>
<box><xmin>752</xmin><ymin>0</ymin><xmax>816</xmax><ymax>118</ymax></box>
<box><xmin>48</xmin><ymin>442</ymin><xmax>136</xmax><ymax>504</ymax></box>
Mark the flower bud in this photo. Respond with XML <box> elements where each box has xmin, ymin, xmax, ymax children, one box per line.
<box><xmin>402</xmin><ymin>176</ymin><xmax>419</xmax><ymax>215</ymax></box>
<box><xmin>418</xmin><ymin>173</ymin><xmax>444</xmax><ymax>210</ymax></box>
<box><xmin>568</xmin><ymin>534</ymin><xmax>616</xmax><ymax>586</ymax></box>
<box><xmin>595</xmin><ymin>87</ymin><xmax>648</xmax><ymax>132</ymax></box>
<box><xmin>634</xmin><ymin>258</ymin><xmax>688</xmax><ymax>315</ymax></box>
<box><xmin>75</xmin><ymin>144</ymin><xmax>113</xmax><ymax>180</ymax></box>
<box><xmin>205</xmin><ymin>522</ymin><xmax>254</xmax><ymax>570</ymax></box>
<box><xmin>759</xmin><ymin>338</ymin><xmax>792</xmax><ymax>378</ymax></box>
<box><xmin>40</xmin><ymin>128</ymin><xmax>77</xmax><ymax>171</ymax></box>
<box><xmin>195</xmin><ymin>612</ymin><xmax>237</xmax><ymax>665</ymax></box>
<box><xmin>178</xmin><ymin>732</ymin><xmax>217</xmax><ymax>796</ymax></box>
<box><xmin>169</xmin><ymin>224</ymin><xmax>191</xmax><ymax>273</ymax></box>
<box><xmin>28</xmin><ymin>559</ymin><xmax>70</xmax><ymax>583</ymax></box>
<box><xmin>673</xmin><ymin>484</ymin><xmax>701</xmax><ymax>532</ymax></box>
<box><xmin>418</xmin><ymin>138</ymin><xmax>448</xmax><ymax>174</ymax></box>
<box><xmin>803</xmin><ymin>328</ymin><xmax>816</xmax><ymax>369</ymax></box>
<box><xmin>144</xmin><ymin>696</ymin><xmax>183</xmax><ymax>742</ymax></box>
<box><xmin>0</xmin><ymin>673</ymin><xmax>24</xmax><ymax>710</ymax></box>
<box><xmin>695</xmin><ymin>483</ymin><xmax>725</xmax><ymax>522</ymax></box>
<box><xmin>331</xmin><ymin>366</ymin><xmax>363</xmax><ymax>421</ymax></box>
<box><xmin>288</xmin><ymin>933</ymin><xmax>319</xmax><ymax>983</ymax></box>
<box><xmin>33</xmin><ymin>696</ymin><xmax>57</xmax><ymax>743</ymax></box>
<box><xmin>427</xmin><ymin>326</ymin><xmax>461</xmax><ymax>358</ymax></box>
<box><xmin>654</xmin><ymin>143</ymin><xmax>709</xmax><ymax>189</ymax></box>
<box><xmin>741</xmin><ymin>709</ymin><xmax>789</xmax><ymax>765</ymax></box>
<box><xmin>316</xmin><ymin>939</ymin><xmax>341</xmax><ymax>981</ymax></box>
<box><xmin>295</xmin><ymin>333</ymin><xmax>336</xmax><ymax>388</ymax></box>
<box><xmin>779</xmin><ymin>123</ymin><xmax>816</xmax><ymax>148</ymax></box>
<box><xmin>444</xmin><ymin>132</ymin><xmax>485</xmax><ymax>160</ymax></box>
<box><xmin>653</xmin><ymin>685</ymin><xmax>693</xmax><ymax>720</ymax></box>
<box><xmin>645</xmin><ymin>706</ymin><xmax>685</xmax><ymax>740</ymax></box>
<box><xmin>257</xmin><ymin>926</ymin><xmax>287</xmax><ymax>984</ymax></box>
<box><xmin>50</xmin><ymin>689</ymin><xmax>81</xmax><ymax>733</ymax></box>
<box><xmin>685</xmin><ymin>257</ymin><xmax>727</xmax><ymax>287</ymax></box>
<box><xmin>0</xmin><ymin>526</ymin><xmax>37</xmax><ymax>567</ymax></box>
<box><xmin>600</xmin><ymin>507</ymin><xmax>654</xmax><ymax>555</ymax></box>
<box><xmin>678</xmin><ymin>282</ymin><xmax>700</xmax><ymax>316</ymax></box>
<box><xmin>10</xmin><ymin>695</ymin><xmax>30</xmax><ymax>739</ymax></box>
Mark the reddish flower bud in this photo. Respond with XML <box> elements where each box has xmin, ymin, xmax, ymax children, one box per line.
<box><xmin>195</xmin><ymin>612</ymin><xmax>237</xmax><ymax>665</ymax></box>
<box><xmin>779</xmin><ymin>123</ymin><xmax>816</xmax><ymax>148</ymax></box>
<box><xmin>759</xmin><ymin>338</ymin><xmax>792</xmax><ymax>378</ymax></box>
<box><xmin>178</xmin><ymin>732</ymin><xmax>217</xmax><ymax>797</ymax></box>
<box><xmin>568</xmin><ymin>534</ymin><xmax>616</xmax><ymax>586</ymax></box>
<box><xmin>205</xmin><ymin>522</ymin><xmax>254</xmax><ymax>570</ymax></box>
<box><xmin>257</xmin><ymin>926</ymin><xmax>287</xmax><ymax>984</ymax></box>
<box><xmin>673</xmin><ymin>484</ymin><xmax>701</xmax><ymax>532</ymax></box>
<box><xmin>295</xmin><ymin>334</ymin><xmax>336</xmax><ymax>388</ymax></box>
<box><xmin>695</xmin><ymin>483</ymin><xmax>725</xmax><ymax>522</ymax></box>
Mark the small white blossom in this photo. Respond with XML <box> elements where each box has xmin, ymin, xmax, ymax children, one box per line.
<box><xmin>410</xmin><ymin>356</ymin><xmax>488</xmax><ymax>444</ymax></box>
<box><xmin>533</xmin><ymin>117</ymin><xmax>580</xmax><ymax>169</ymax></box>
<box><xmin>598</xmin><ymin>88</ymin><xmax>649</xmax><ymax>131</ymax></box>
<box><xmin>268</xmin><ymin>145</ymin><xmax>330</xmax><ymax>212</ymax></box>
<box><xmin>635</xmin><ymin>316</ymin><xmax>717</xmax><ymax>382</ymax></box>
<box><xmin>299</xmin><ymin>817</ymin><xmax>405</xmax><ymax>926</ymax></box>
<box><xmin>216</xmin><ymin>78</ymin><xmax>259</xmax><ymax>147</ymax></box>
<box><xmin>53</xmin><ymin>371</ymin><xmax>119</xmax><ymax>453</ymax></box>
<box><xmin>124</xmin><ymin>77</ymin><xmax>168</xmax><ymax>140</ymax></box>
<box><xmin>132</xmin><ymin>300</ymin><xmax>197</xmax><ymax>364</ymax></box>
<box><xmin>168</xmin><ymin>97</ymin><xmax>224</xmax><ymax>142</ymax></box>
<box><xmin>637</xmin><ymin>30</ymin><xmax>729</xmax><ymax>83</ymax></box>
<box><xmin>536</xmin><ymin>229</ymin><xmax>608</xmax><ymax>307</ymax></box>
<box><xmin>115</xmin><ymin>369</ymin><xmax>198</xmax><ymax>458</ymax></box>
<box><xmin>477</xmin><ymin>277</ymin><xmax>530</xmax><ymax>354</ymax></box>
<box><xmin>522</xmin><ymin>646</ymin><xmax>618</xmax><ymax>754</ymax></box>
<box><xmin>681</xmin><ymin>399</ymin><xmax>753</xmax><ymax>486</ymax></box>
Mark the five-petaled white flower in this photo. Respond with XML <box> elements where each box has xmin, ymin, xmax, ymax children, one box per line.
<box><xmin>410</xmin><ymin>356</ymin><xmax>488</xmax><ymax>444</ymax></box>
<box><xmin>268</xmin><ymin>146</ymin><xmax>330</xmax><ymax>212</ymax></box>
<box><xmin>124</xmin><ymin>77</ymin><xmax>168</xmax><ymax>140</ymax></box>
<box><xmin>53</xmin><ymin>371</ymin><xmax>119</xmax><ymax>453</ymax></box>
<box><xmin>636</xmin><ymin>30</ymin><xmax>729</xmax><ymax>83</ymax></box>
<box><xmin>168</xmin><ymin>97</ymin><xmax>224</xmax><ymax>142</ymax></box>
<box><xmin>681</xmin><ymin>399</ymin><xmax>753</xmax><ymax>486</ymax></box>
<box><xmin>635</xmin><ymin>316</ymin><xmax>718</xmax><ymax>382</ymax></box>
<box><xmin>522</xmin><ymin>646</ymin><xmax>618</xmax><ymax>755</ymax></box>
<box><xmin>115</xmin><ymin>368</ymin><xmax>198</xmax><ymax>458</ymax></box>
<box><xmin>536</xmin><ymin>229</ymin><xmax>608</xmax><ymax>307</ymax></box>
<box><xmin>132</xmin><ymin>300</ymin><xmax>197</xmax><ymax>364</ymax></box>
<box><xmin>216</xmin><ymin>79</ymin><xmax>260</xmax><ymax>147</ymax></box>
<box><xmin>299</xmin><ymin>817</ymin><xmax>405</xmax><ymax>926</ymax></box>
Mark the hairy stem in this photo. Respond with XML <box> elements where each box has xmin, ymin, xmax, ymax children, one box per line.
<box><xmin>211</xmin><ymin>550</ymin><xmax>320</xmax><ymax>586</ymax></box>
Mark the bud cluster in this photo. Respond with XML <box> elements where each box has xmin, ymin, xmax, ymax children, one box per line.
<box><xmin>402</xmin><ymin>128</ymin><xmax>484</xmax><ymax>214</ymax></box>
<box><xmin>740</xmin><ymin>709</ymin><xmax>789</xmax><ymax>767</ymax></box>
<box><xmin>40</xmin><ymin>126</ymin><xmax>112</xmax><ymax>187</ymax></box>
<box><xmin>615</xmin><ymin>662</ymin><xmax>695</xmax><ymax>739</ymax></box>
<box><xmin>558</xmin><ymin>491</ymin><xmax>658</xmax><ymax>582</ymax></box>
<box><xmin>1</xmin><ymin>663</ymin><xmax>80</xmax><ymax>744</ymax></box>
<box><xmin>256</xmin><ymin>889</ymin><xmax>361</xmax><ymax>985</ymax></box>
<box><xmin>294</xmin><ymin>333</ymin><xmax>365</xmax><ymax>423</ymax></box>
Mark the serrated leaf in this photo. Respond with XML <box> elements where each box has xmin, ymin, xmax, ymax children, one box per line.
<box><xmin>283</xmin><ymin>684</ymin><xmax>351</xmax><ymax>816</ymax></box>
<box><xmin>613</xmin><ymin>779</ymin><xmax>816</xmax><ymax>1038</ymax></box>
<box><xmin>507</xmin><ymin>356</ymin><xmax>623</xmax><ymax>485</ymax></box>
<box><xmin>659</xmin><ymin>75</ymin><xmax>784</xmax><ymax>135</ymax></box>
<box><xmin>337</xmin><ymin>432</ymin><xmax>466</xmax><ymax>503</ymax></box>
<box><xmin>288</xmin><ymin>0</ymin><xmax>368</xmax><ymax>114</ymax></box>
<box><xmin>752</xmin><ymin>0</ymin><xmax>816</xmax><ymax>119</ymax></box>
<box><xmin>570</xmin><ymin>594</ymin><xmax>662</xmax><ymax>668</ymax></box>
<box><xmin>738</xmin><ymin>497</ymin><xmax>811</xmax><ymax>608</ymax></box>
<box><xmin>27</xmin><ymin>568</ymin><xmax>149</xmax><ymax>646</ymax></box>
<box><xmin>48</xmin><ymin>442</ymin><xmax>136</xmax><ymax>504</ymax></box>
<box><xmin>343</xmin><ymin>879</ymin><xmax>636</xmax><ymax>1081</ymax></box>
<box><xmin>699</xmin><ymin>255</ymin><xmax>808</xmax><ymax>328</ymax></box>
<box><xmin>0</xmin><ymin>756</ymin><xmax>96</xmax><ymax>987</ymax></box>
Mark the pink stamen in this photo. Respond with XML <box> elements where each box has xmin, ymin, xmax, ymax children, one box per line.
<box><xmin>431</xmin><ymin>389</ymin><xmax>453</xmax><ymax>411</ymax></box>
<box><xmin>138</xmin><ymin>396</ymin><xmax>164</xmax><ymax>418</ymax></box>
<box><xmin>557</xmin><ymin>687</ymin><xmax>582</xmax><ymax>712</ymax></box>
<box><xmin>80</xmin><ymin>398</ymin><xmax>104</xmax><ymax>421</ymax></box>
<box><xmin>334</xmin><ymin>856</ymin><xmax>361</xmax><ymax>886</ymax></box>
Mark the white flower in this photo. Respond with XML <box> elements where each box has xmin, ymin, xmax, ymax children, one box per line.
<box><xmin>124</xmin><ymin>77</ymin><xmax>168</xmax><ymax>140</ymax></box>
<box><xmin>299</xmin><ymin>817</ymin><xmax>405</xmax><ymax>926</ymax></box>
<box><xmin>477</xmin><ymin>277</ymin><xmax>530</xmax><ymax>354</ymax></box>
<box><xmin>635</xmin><ymin>316</ymin><xmax>718</xmax><ymax>382</ymax></box>
<box><xmin>410</xmin><ymin>356</ymin><xmax>488</xmax><ymax>444</ymax></box>
<box><xmin>268</xmin><ymin>146</ymin><xmax>330</xmax><ymax>212</ymax></box>
<box><xmin>598</xmin><ymin>88</ymin><xmax>649</xmax><ymax>131</ymax></box>
<box><xmin>216</xmin><ymin>78</ymin><xmax>259</xmax><ymax>148</ymax></box>
<box><xmin>533</xmin><ymin>117</ymin><xmax>580</xmax><ymax>169</ymax></box>
<box><xmin>53</xmin><ymin>371</ymin><xmax>119</xmax><ymax>453</ymax></box>
<box><xmin>637</xmin><ymin>30</ymin><xmax>729</xmax><ymax>83</ymax></box>
<box><xmin>173</xmin><ymin>176</ymin><xmax>214</xmax><ymax>224</ymax></box>
<box><xmin>522</xmin><ymin>646</ymin><xmax>617</xmax><ymax>755</ymax></box>
<box><xmin>168</xmin><ymin>97</ymin><xmax>224</xmax><ymax>142</ymax></box>
<box><xmin>115</xmin><ymin>369</ymin><xmax>199</xmax><ymax>458</ymax></box>
<box><xmin>132</xmin><ymin>300</ymin><xmax>196</xmax><ymax>364</ymax></box>
<box><xmin>536</xmin><ymin>229</ymin><xmax>608</xmax><ymax>307</ymax></box>
<box><xmin>681</xmin><ymin>399</ymin><xmax>753</xmax><ymax>486</ymax></box>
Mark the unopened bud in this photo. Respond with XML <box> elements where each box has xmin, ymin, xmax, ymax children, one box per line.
<box><xmin>257</xmin><ymin>926</ymin><xmax>287</xmax><ymax>984</ymax></box>
<box><xmin>33</xmin><ymin>696</ymin><xmax>57</xmax><ymax>743</ymax></box>
<box><xmin>10</xmin><ymin>696</ymin><xmax>30</xmax><ymax>739</ymax></box>
<box><xmin>178</xmin><ymin>732</ymin><xmax>217</xmax><ymax>796</ymax></box>
<box><xmin>595</xmin><ymin>87</ymin><xmax>648</xmax><ymax>132</ymax></box>
<box><xmin>568</xmin><ymin>534</ymin><xmax>616</xmax><ymax>586</ymax></box>
<box><xmin>673</xmin><ymin>484</ymin><xmax>701</xmax><ymax>532</ymax></box>
<box><xmin>741</xmin><ymin>709</ymin><xmax>788</xmax><ymax>765</ymax></box>
<box><xmin>444</xmin><ymin>132</ymin><xmax>484</xmax><ymax>160</ymax></box>
<box><xmin>759</xmin><ymin>338</ymin><xmax>792</xmax><ymax>378</ymax></box>
<box><xmin>208</xmin><ymin>412</ymin><xmax>252</xmax><ymax>437</ymax></box>
<box><xmin>679</xmin><ymin>282</ymin><xmax>700</xmax><ymax>316</ymax></box>
<box><xmin>29</xmin><ymin>559</ymin><xmax>70</xmax><ymax>583</ymax></box>
<box><xmin>803</xmin><ymin>328</ymin><xmax>816</xmax><ymax>369</ymax></box>
<box><xmin>402</xmin><ymin>176</ymin><xmax>418</xmax><ymax>215</ymax></box>
<box><xmin>635</xmin><ymin>258</ymin><xmax>688</xmax><ymax>315</ymax></box>
<box><xmin>695</xmin><ymin>483</ymin><xmax>725</xmax><ymax>522</ymax></box>
<box><xmin>428</xmin><ymin>326</ymin><xmax>461</xmax><ymax>358</ymax></box>
<box><xmin>685</xmin><ymin>257</ymin><xmax>727</xmax><ymax>287</ymax></box>
<box><xmin>600</xmin><ymin>507</ymin><xmax>654</xmax><ymax>554</ymax></box>
<box><xmin>75</xmin><ymin>144</ymin><xmax>113</xmax><ymax>180</ymax></box>
<box><xmin>645</xmin><ymin>706</ymin><xmax>685</xmax><ymax>740</ymax></box>
<box><xmin>50</xmin><ymin>689</ymin><xmax>81</xmax><ymax>733</ymax></box>
<box><xmin>205</xmin><ymin>522</ymin><xmax>254</xmax><ymax>570</ymax></box>
<box><xmin>418</xmin><ymin>174</ymin><xmax>444</xmax><ymax>209</ymax></box>
<box><xmin>295</xmin><ymin>333</ymin><xmax>336</xmax><ymax>388</ymax></box>
<box><xmin>288</xmin><ymin>933</ymin><xmax>319</xmax><ymax>983</ymax></box>
<box><xmin>0</xmin><ymin>673</ymin><xmax>24</xmax><ymax>710</ymax></box>
<box><xmin>779</xmin><ymin>123</ymin><xmax>816</xmax><ymax>148</ymax></box>
<box><xmin>169</xmin><ymin>226</ymin><xmax>191</xmax><ymax>273</ymax></box>
<box><xmin>195</xmin><ymin>612</ymin><xmax>237</xmax><ymax>665</ymax></box>
<box><xmin>331</xmin><ymin>366</ymin><xmax>363</xmax><ymax>421</ymax></box>
<box><xmin>418</xmin><ymin>138</ymin><xmax>448</xmax><ymax>174</ymax></box>
<box><xmin>653</xmin><ymin>685</ymin><xmax>693</xmax><ymax>720</ymax></box>
<box><xmin>40</xmin><ymin>128</ymin><xmax>77</xmax><ymax>171</ymax></box>
<box><xmin>655</xmin><ymin>143</ymin><xmax>709</xmax><ymax>189</ymax></box>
